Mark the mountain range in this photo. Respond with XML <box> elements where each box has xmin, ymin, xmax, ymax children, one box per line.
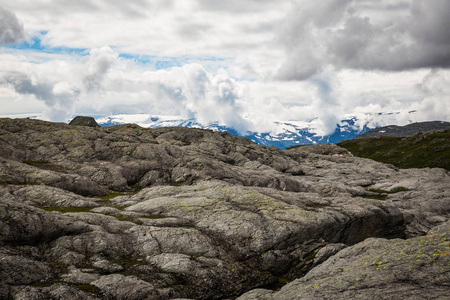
<box><xmin>96</xmin><ymin>111</ymin><xmax>419</xmax><ymax>148</ymax></box>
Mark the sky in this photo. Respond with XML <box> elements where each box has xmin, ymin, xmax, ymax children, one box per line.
<box><xmin>0</xmin><ymin>0</ymin><xmax>449</xmax><ymax>135</ymax></box>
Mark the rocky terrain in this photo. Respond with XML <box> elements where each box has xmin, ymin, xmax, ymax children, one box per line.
<box><xmin>1</xmin><ymin>117</ymin><xmax>449</xmax><ymax>299</ymax></box>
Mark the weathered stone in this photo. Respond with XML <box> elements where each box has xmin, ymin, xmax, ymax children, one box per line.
<box><xmin>237</xmin><ymin>222</ymin><xmax>450</xmax><ymax>300</ymax></box>
<box><xmin>0</xmin><ymin>118</ymin><xmax>449</xmax><ymax>299</ymax></box>
<box><xmin>13</xmin><ymin>185</ymin><xmax>99</xmax><ymax>207</ymax></box>
<box><xmin>0</xmin><ymin>193</ymin><xmax>90</xmax><ymax>246</ymax></box>
<box><xmin>61</xmin><ymin>266</ymin><xmax>100</xmax><ymax>285</ymax></box>
<box><xmin>91</xmin><ymin>274</ymin><xmax>167</xmax><ymax>300</ymax></box>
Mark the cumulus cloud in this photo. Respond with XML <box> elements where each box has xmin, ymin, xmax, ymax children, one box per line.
<box><xmin>81</xmin><ymin>47</ymin><xmax>118</xmax><ymax>91</ymax></box>
<box><xmin>96</xmin><ymin>63</ymin><xmax>254</xmax><ymax>133</ymax></box>
<box><xmin>309</xmin><ymin>74</ymin><xmax>342</xmax><ymax>136</ymax></box>
<box><xmin>7</xmin><ymin>75</ymin><xmax>78</xmax><ymax>121</ymax></box>
<box><xmin>1</xmin><ymin>47</ymin><xmax>118</xmax><ymax>121</ymax></box>
<box><xmin>411</xmin><ymin>69</ymin><xmax>450</xmax><ymax>121</ymax></box>
<box><xmin>277</xmin><ymin>0</ymin><xmax>450</xmax><ymax>80</ymax></box>
<box><xmin>1</xmin><ymin>48</ymin><xmax>254</xmax><ymax>131</ymax></box>
<box><xmin>0</xmin><ymin>6</ymin><xmax>24</xmax><ymax>45</ymax></box>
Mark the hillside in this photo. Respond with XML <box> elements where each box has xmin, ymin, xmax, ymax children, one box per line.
<box><xmin>0</xmin><ymin>117</ymin><xmax>449</xmax><ymax>300</ymax></box>
<box><xmin>339</xmin><ymin>129</ymin><xmax>450</xmax><ymax>171</ymax></box>
<box><xmin>355</xmin><ymin>121</ymin><xmax>450</xmax><ymax>138</ymax></box>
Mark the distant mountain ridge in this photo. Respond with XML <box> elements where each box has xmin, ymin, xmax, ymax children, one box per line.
<box><xmin>356</xmin><ymin>121</ymin><xmax>450</xmax><ymax>139</ymax></box>
<box><xmin>96</xmin><ymin>112</ymin><xmax>415</xmax><ymax>148</ymax></box>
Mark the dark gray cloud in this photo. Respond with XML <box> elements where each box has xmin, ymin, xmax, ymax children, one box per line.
<box><xmin>0</xmin><ymin>6</ymin><xmax>24</xmax><ymax>45</ymax></box>
<box><xmin>277</xmin><ymin>0</ymin><xmax>450</xmax><ymax>80</ymax></box>
<box><xmin>10</xmin><ymin>76</ymin><xmax>55</xmax><ymax>104</ymax></box>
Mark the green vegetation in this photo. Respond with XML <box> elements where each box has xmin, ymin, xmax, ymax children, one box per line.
<box><xmin>92</xmin><ymin>185</ymin><xmax>143</xmax><ymax>201</ymax></box>
<box><xmin>39</xmin><ymin>206</ymin><xmax>93</xmax><ymax>213</ymax></box>
<box><xmin>361</xmin><ymin>194</ymin><xmax>388</xmax><ymax>200</ymax></box>
<box><xmin>40</xmin><ymin>205</ymin><xmax>139</xmax><ymax>223</ymax></box>
<box><xmin>278</xmin><ymin>277</ymin><xmax>291</xmax><ymax>284</ymax></box>
<box><xmin>49</xmin><ymin>262</ymin><xmax>70</xmax><ymax>269</ymax></box>
<box><xmin>140</xmin><ymin>215</ymin><xmax>166</xmax><ymax>219</ymax></box>
<box><xmin>338</xmin><ymin>130</ymin><xmax>450</xmax><ymax>171</ymax></box>
<box><xmin>73</xmin><ymin>284</ymin><xmax>101</xmax><ymax>294</ymax></box>
<box><xmin>387</xmin><ymin>186</ymin><xmax>411</xmax><ymax>193</ymax></box>
<box><xmin>368</xmin><ymin>186</ymin><xmax>411</xmax><ymax>194</ymax></box>
<box><xmin>108</xmin><ymin>214</ymin><xmax>135</xmax><ymax>222</ymax></box>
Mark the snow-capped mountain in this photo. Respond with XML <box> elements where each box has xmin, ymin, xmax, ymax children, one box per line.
<box><xmin>96</xmin><ymin>112</ymin><xmax>416</xmax><ymax>148</ymax></box>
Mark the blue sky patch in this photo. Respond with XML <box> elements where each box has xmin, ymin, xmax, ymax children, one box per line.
<box><xmin>6</xmin><ymin>31</ymin><xmax>88</xmax><ymax>56</ymax></box>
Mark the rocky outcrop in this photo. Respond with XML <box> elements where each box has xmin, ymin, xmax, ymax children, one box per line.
<box><xmin>238</xmin><ymin>221</ymin><xmax>450</xmax><ymax>300</ymax></box>
<box><xmin>69</xmin><ymin>116</ymin><xmax>99</xmax><ymax>127</ymax></box>
<box><xmin>0</xmin><ymin>118</ymin><xmax>449</xmax><ymax>299</ymax></box>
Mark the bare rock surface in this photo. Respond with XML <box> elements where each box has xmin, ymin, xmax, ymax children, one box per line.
<box><xmin>237</xmin><ymin>221</ymin><xmax>450</xmax><ymax>300</ymax></box>
<box><xmin>0</xmin><ymin>118</ymin><xmax>449</xmax><ymax>299</ymax></box>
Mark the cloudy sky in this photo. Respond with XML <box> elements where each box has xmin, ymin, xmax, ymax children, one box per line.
<box><xmin>1</xmin><ymin>0</ymin><xmax>449</xmax><ymax>134</ymax></box>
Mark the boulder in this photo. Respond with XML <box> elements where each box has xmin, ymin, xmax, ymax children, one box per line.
<box><xmin>69</xmin><ymin>116</ymin><xmax>99</xmax><ymax>127</ymax></box>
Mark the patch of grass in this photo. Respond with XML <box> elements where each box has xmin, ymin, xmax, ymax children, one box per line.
<box><xmin>49</xmin><ymin>262</ymin><xmax>70</xmax><ymax>270</ymax></box>
<box><xmin>30</xmin><ymin>280</ymin><xmax>59</xmax><ymax>288</ymax></box>
<box><xmin>140</xmin><ymin>215</ymin><xmax>166</xmax><ymax>220</ymax></box>
<box><xmin>338</xmin><ymin>130</ymin><xmax>450</xmax><ymax>171</ymax></box>
<box><xmin>130</xmin><ymin>184</ymin><xmax>144</xmax><ymax>190</ymax></box>
<box><xmin>368</xmin><ymin>186</ymin><xmax>411</xmax><ymax>195</ymax></box>
<box><xmin>389</xmin><ymin>186</ymin><xmax>411</xmax><ymax>193</ymax></box>
<box><xmin>278</xmin><ymin>277</ymin><xmax>291</xmax><ymax>284</ymax></box>
<box><xmin>73</xmin><ymin>284</ymin><xmax>101</xmax><ymax>294</ymax></box>
<box><xmin>361</xmin><ymin>194</ymin><xmax>388</xmax><ymax>200</ymax></box>
<box><xmin>39</xmin><ymin>206</ymin><xmax>93</xmax><ymax>213</ymax></box>
<box><xmin>368</xmin><ymin>189</ymin><xmax>391</xmax><ymax>194</ymax></box>
<box><xmin>108</xmin><ymin>214</ymin><xmax>135</xmax><ymax>222</ymax></box>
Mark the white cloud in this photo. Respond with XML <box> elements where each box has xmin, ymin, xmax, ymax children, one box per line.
<box><xmin>411</xmin><ymin>69</ymin><xmax>450</xmax><ymax>121</ymax></box>
<box><xmin>81</xmin><ymin>47</ymin><xmax>118</xmax><ymax>91</ymax></box>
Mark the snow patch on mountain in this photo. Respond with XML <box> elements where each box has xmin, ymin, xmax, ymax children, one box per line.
<box><xmin>96</xmin><ymin>111</ymin><xmax>418</xmax><ymax>148</ymax></box>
